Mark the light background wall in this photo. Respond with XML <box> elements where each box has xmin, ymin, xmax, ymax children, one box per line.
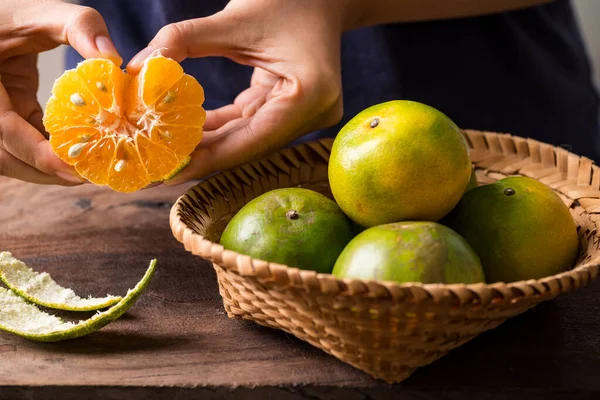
<box><xmin>36</xmin><ymin>0</ymin><xmax>600</xmax><ymax>107</ymax></box>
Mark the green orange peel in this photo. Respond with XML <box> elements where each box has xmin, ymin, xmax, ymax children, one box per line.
<box><xmin>0</xmin><ymin>255</ymin><xmax>156</xmax><ymax>342</ymax></box>
<box><xmin>0</xmin><ymin>252</ymin><xmax>121</xmax><ymax>311</ymax></box>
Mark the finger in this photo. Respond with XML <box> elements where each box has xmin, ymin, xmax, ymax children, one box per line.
<box><xmin>24</xmin><ymin>1</ymin><xmax>122</xmax><ymax>65</ymax></box>
<box><xmin>235</xmin><ymin>69</ymin><xmax>278</xmax><ymax>119</ymax></box>
<box><xmin>200</xmin><ymin>117</ymin><xmax>252</xmax><ymax>146</ymax></box>
<box><xmin>27</xmin><ymin>109</ymin><xmax>48</xmax><ymax>139</ymax></box>
<box><xmin>249</xmin><ymin>68</ymin><xmax>280</xmax><ymax>91</ymax></box>
<box><xmin>127</xmin><ymin>10</ymin><xmax>260</xmax><ymax>71</ymax></box>
<box><xmin>0</xmin><ymin>83</ymin><xmax>82</xmax><ymax>182</ymax></box>
<box><xmin>202</xmin><ymin>87</ymin><xmax>268</xmax><ymax>132</ymax></box>
<box><xmin>0</xmin><ymin>148</ymin><xmax>81</xmax><ymax>186</ymax></box>
<box><xmin>203</xmin><ymin>90</ymin><xmax>267</xmax><ymax>133</ymax></box>
<box><xmin>203</xmin><ymin>69</ymin><xmax>275</xmax><ymax>131</ymax></box>
<box><xmin>166</xmin><ymin>72</ymin><xmax>343</xmax><ymax>185</ymax></box>
<box><xmin>236</xmin><ymin>85</ymin><xmax>270</xmax><ymax>118</ymax></box>
<box><xmin>204</xmin><ymin>104</ymin><xmax>242</xmax><ymax>131</ymax></box>
<box><xmin>166</xmin><ymin>93</ymin><xmax>301</xmax><ymax>185</ymax></box>
<box><xmin>3</xmin><ymin>95</ymin><xmax>47</xmax><ymax>140</ymax></box>
<box><xmin>241</xmin><ymin>95</ymin><xmax>267</xmax><ymax>119</ymax></box>
<box><xmin>4</xmin><ymin>85</ymin><xmax>48</xmax><ymax>138</ymax></box>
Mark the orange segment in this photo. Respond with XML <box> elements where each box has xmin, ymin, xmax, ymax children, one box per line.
<box><xmin>159</xmin><ymin>105</ymin><xmax>206</xmax><ymax>126</ymax></box>
<box><xmin>75</xmin><ymin>138</ymin><xmax>117</xmax><ymax>185</ymax></box>
<box><xmin>49</xmin><ymin>128</ymin><xmax>102</xmax><ymax>166</ymax></box>
<box><xmin>43</xmin><ymin>101</ymin><xmax>98</xmax><ymax>133</ymax></box>
<box><xmin>43</xmin><ymin>54</ymin><xmax>206</xmax><ymax>192</ymax></box>
<box><xmin>139</xmin><ymin>56</ymin><xmax>184</xmax><ymax>106</ymax></box>
<box><xmin>136</xmin><ymin>135</ymin><xmax>180</xmax><ymax>182</ymax></box>
<box><xmin>76</xmin><ymin>58</ymin><xmax>125</xmax><ymax>112</ymax></box>
<box><xmin>155</xmin><ymin>75</ymin><xmax>205</xmax><ymax>114</ymax></box>
<box><xmin>107</xmin><ymin>139</ymin><xmax>148</xmax><ymax>192</ymax></box>
<box><xmin>49</xmin><ymin>70</ymin><xmax>101</xmax><ymax>118</ymax></box>
<box><xmin>150</xmin><ymin>125</ymin><xmax>203</xmax><ymax>158</ymax></box>
<box><xmin>124</xmin><ymin>75</ymin><xmax>143</xmax><ymax>123</ymax></box>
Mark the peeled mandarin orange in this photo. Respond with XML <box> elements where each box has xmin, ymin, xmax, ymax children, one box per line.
<box><xmin>43</xmin><ymin>54</ymin><xmax>206</xmax><ymax>192</ymax></box>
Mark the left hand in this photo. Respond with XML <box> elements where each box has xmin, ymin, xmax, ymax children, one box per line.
<box><xmin>0</xmin><ymin>0</ymin><xmax>121</xmax><ymax>185</ymax></box>
<box><xmin>127</xmin><ymin>0</ymin><xmax>346</xmax><ymax>184</ymax></box>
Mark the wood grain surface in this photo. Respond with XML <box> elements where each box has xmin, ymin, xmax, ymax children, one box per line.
<box><xmin>0</xmin><ymin>177</ymin><xmax>599</xmax><ymax>399</ymax></box>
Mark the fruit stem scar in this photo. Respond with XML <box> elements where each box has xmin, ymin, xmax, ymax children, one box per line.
<box><xmin>504</xmin><ymin>188</ymin><xmax>516</xmax><ymax>196</ymax></box>
<box><xmin>286</xmin><ymin>210</ymin><xmax>299</xmax><ymax>220</ymax></box>
<box><xmin>70</xmin><ymin>93</ymin><xmax>86</xmax><ymax>107</ymax></box>
<box><xmin>68</xmin><ymin>143</ymin><xmax>87</xmax><ymax>158</ymax></box>
<box><xmin>370</xmin><ymin>118</ymin><xmax>380</xmax><ymax>128</ymax></box>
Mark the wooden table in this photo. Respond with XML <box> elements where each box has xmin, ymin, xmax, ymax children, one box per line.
<box><xmin>0</xmin><ymin>177</ymin><xmax>599</xmax><ymax>400</ymax></box>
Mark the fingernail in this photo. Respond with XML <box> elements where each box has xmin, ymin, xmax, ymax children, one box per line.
<box><xmin>128</xmin><ymin>47</ymin><xmax>154</xmax><ymax>68</ymax></box>
<box><xmin>95</xmin><ymin>36</ymin><xmax>122</xmax><ymax>65</ymax></box>
<box><xmin>56</xmin><ymin>171</ymin><xmax>86</xmax><ymax>184</ymax></box>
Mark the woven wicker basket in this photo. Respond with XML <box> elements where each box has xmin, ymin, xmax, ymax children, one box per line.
<box><xmin>170</xmin><ymin>129</ymin><xmax>600</xmax><ymax>383</ymax></box>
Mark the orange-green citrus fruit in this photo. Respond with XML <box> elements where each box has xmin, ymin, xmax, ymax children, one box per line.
<box><xmin>443</xmin><ymin>176</ymin><xmax>579</xmax><ymax>283</ymax></box>
<box><xmin>332</xmin><ymin>221</ymin><xmax>484</xmax><ymax>284</ymax></box>
<box><xmin>328</xmin><ymin>100</ymin><xmax>471</xmax><ymax>227</ymax></box>
<box><xmin>220</xmin><ymin>188</ymin><xmax>355</xmax><ymax>273</ymax></box>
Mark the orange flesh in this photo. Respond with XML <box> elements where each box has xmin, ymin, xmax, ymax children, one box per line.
<box><xmin>43</xmin><ymin>55</ymin><xmax>206</xmax><ymax>192</ymax></box>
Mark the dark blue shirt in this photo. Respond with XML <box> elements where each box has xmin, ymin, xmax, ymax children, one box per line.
<box><xmin>69</xmin><ymin>0</ymin><xmax>600</xmax><ymax>160</ymax></box>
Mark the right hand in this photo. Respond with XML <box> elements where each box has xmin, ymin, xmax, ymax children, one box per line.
<box><xmin>0</xmin><ymin>0</ymin><xmax>121</xmax><ymax>185</ymax></box>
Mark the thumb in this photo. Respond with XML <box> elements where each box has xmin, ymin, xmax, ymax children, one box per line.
<box><xmin>127</xmin><ymin>12</ymin><xmax>251</xmax><ymax>72</ymax></box>
<box><xmin>34</xmin><ymin>2</ymin><xmax>122</xmax><ymax>65</ymax></box>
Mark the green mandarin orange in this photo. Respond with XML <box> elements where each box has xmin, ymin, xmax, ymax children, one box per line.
<box><xmin>332</xmin><ymin>221</ymin><xmax>484</xmax><ymax>284</ymax></box>
<box><xmin>220</xmin><ymin>188</ymin><xmax>355</xmax><ymax>273</ymax></box>
<box><xmin>328</xmin><ymin>100</ymin><xmax>471</xmax><ymax>227</ymax></box>
<box><xmin>443</xmin><ymin>176</ymin><xmax>579</xmax><ymax>283</ymax></box>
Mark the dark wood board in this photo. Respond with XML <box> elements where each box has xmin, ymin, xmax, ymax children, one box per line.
<box><xmin>0</xmin><ymin>177</ymin><xmax>599</xmax><ymax>399</ymax></box>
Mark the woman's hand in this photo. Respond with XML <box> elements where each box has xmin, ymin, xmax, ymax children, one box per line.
<box><xmin>0</xmin><ymin>0</ymin><xmax>121</xmax><ymax>185</ymax></box>
<box><xmin>128</xmin><ymin>0</ymin><xmax>346</xmax><ymax>184</ymax></box>
<box><xmin>129</xmin><ymin>0</ymin><xmax>552</xmax><ymax>185</ymax></box>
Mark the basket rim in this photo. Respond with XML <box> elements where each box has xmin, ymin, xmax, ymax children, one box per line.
<box><xmin>169</xmin><ymin>130</ymin><xmax>600</xmax><ymax>304</ymax></box>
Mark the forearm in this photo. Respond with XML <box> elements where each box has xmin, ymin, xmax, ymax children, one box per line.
<box><xmin>342</xmin><ymin>0</ymin><xmax>553</xmax><ymax>31</ymax></box>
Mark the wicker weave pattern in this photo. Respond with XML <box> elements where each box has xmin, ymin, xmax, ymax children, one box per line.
<box><xmin>170</xmin><ymin>130</ymin><xmax>600</xmax><ymax>383</ymax></box>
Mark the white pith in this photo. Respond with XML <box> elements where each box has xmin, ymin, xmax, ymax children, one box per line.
<box><xmin>0</xmin><ymin>257</ymin><xmax>157</xmax><ymax>339</ymax></box>
<box><xmin>0</xmin><ymin>288</ymin><xmax>76</xmax><ymax>334</ymax></box>
<box><xmin>0</xmin><ymin>252</ymin><xmax>120</xmax><ymax>310</ymax></box>
<box><xmin>62</xmin><ymin>58</ymin><xmax>172</xmax><ymax>166</ymax></box>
